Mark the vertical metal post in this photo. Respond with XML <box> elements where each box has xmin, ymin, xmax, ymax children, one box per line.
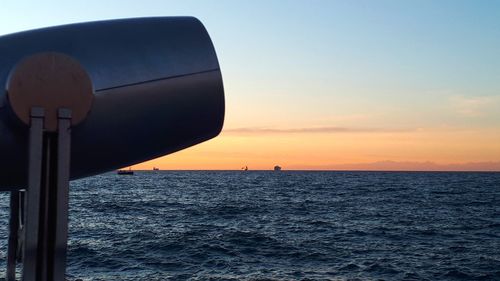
<box><xmin>53</xmin><ymin>108</ymin><xmax>72</xmax><ymax>280</ymax></box>
<box><xmin>23</xmin><ymin>108</ymin><xmax>45</xmax><ymax>281</ymax></box>
<box><xmin>19</xmin><ymin>190</ymin><xmax>25</xmax><ymax>263</ymax></box>
<box><xmin>7</xmin><ymin>191</ymin><xmax>20</xmax><ymax>281</ymax></box>
<box><xmin>39</xmin><ymin>135</ymin><xmax>51</xmax><ymax>281</ymax></box>
<box><xmin>19</xmin><ymin>107</ymin><xmax>73</xmax><ymax>281</ymax></box>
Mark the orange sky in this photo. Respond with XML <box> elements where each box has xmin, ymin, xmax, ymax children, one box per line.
<box><xmin>133</xmin><ymin>127</ymin><xmax>500</xmax><ymax>171</ymax></box>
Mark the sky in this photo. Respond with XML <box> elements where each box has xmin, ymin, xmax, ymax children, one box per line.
<box><xmin>1</xmin><ymin>1</ymin><xmax>500</xmax><ymax>171</ymax></box>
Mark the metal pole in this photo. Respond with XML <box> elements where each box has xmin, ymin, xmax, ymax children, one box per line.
<box><xmin>52</xmin><ymin>108</ymin><xmax>72</xmax><ymax>280</ymax></box>
<box><xmin>23</xmin><ymin>108</ymin><xmax>45</xmax><ymax>281</ymax></box>
<box><xmin>7</xmin><ymin>191</ymin><xmax>20</xmax><ymax>281</ymax></box>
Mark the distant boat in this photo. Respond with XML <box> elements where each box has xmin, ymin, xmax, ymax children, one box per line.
<box><xmin>274</xmin><ymin>165</ymin><xmax>282</xmax><ymax>171</ymax></box>
<box><xmin>117</xmin><ymin>168</ymin><xmax>134</xmax><ymax>175</ymax></box>
<box><xmin>153</xmin><ymin>167</ymin><xmax>159</xmax><ymax>171</ymax></box>
<box><xmin>242</xmin><ymin>166</ymin><xmax>248</xmax><ymax>171</ymax></box>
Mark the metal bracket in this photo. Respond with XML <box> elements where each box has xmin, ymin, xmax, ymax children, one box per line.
<box><xmin>7</xmin><ymin>107</ymin><xmax>72</xmax><ymax>281</ymax></box>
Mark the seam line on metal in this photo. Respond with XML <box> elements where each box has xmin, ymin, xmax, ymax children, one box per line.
<box><xmin>95</xmin><ymin>68</ymin><xmax>220</xmax><ymax>92</ymax></box>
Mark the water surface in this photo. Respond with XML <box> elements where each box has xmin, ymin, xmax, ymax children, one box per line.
<box><xmin>0</xmin><ymin>171</ymin><xmax>499</xmax><ymax>280</ymax></box>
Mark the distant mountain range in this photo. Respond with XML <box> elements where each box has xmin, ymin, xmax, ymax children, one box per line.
<box><xmin>290</xmin><ymin>161</ymin><xmax>500</xmax><ymax>172</ymax></box>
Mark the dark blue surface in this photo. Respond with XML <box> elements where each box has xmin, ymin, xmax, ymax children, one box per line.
<box><xmin>1</xmin><ymin>171</ymin><xmax>499</xmax><ymax>280</ymax></box>
<box><xmin>0</xmin><ymin>17</ymin><xmax>219</xmax><ymax>92</ymax></box>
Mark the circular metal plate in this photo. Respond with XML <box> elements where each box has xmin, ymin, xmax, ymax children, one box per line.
<box><xmin>7</xmin><ymin>52</ymin><xmax>93</xmax><ymax>131</ymax></box>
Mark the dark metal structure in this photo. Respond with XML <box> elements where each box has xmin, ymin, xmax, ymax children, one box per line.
<box><xmin>0</xmin><ymin>17</ymin><xmax>225</xmax><ymax>188</ymax></box>
<box><xmin>0</xmin><ymin>17</ymin><xmax>224</xmax><ymax>281</ymax></box>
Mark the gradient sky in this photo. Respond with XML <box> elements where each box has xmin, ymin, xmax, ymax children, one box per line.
<box><xmin>1</xmin><ymin>1</ymin><xmax>499</xmax><ymax>170</ymax></box>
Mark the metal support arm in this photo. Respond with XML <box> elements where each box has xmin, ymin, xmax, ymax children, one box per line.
<box><xmin>7</xmin><ymin>107</ymin><xmax>72</xmax><ymax>281</ymax></box>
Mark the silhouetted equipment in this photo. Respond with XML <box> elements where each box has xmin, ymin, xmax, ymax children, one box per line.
<box><xmin>0</xmin><ymin>17</ymin><xmax>224</xmax><ymax>281</ymax></box>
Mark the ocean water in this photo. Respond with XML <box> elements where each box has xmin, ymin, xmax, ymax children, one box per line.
<box><xmin>0</xmin><ymin>171</ymin><xmax>499</xmax><ymax>280</ymax></box>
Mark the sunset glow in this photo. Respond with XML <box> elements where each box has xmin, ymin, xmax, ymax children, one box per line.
<box><xmin>134</xmin><ymin>127</ymin><xmax>500</xmax><ymax>171</ymax></box>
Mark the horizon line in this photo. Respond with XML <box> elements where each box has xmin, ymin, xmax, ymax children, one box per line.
<box><xmin>122</xmin><ymin>169</ymin><xmax>500</xmax><ymax>173</ymax></box>
<box><xmin>129</xmin><ymin>160</ymin><xmax>500</xmax><ymax>172</ymax></box>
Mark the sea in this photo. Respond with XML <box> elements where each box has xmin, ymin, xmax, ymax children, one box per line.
<box><xmin>0</xmin><ymin>171</ymin><xmax>499</xmax><ymax>280</ymax></box>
